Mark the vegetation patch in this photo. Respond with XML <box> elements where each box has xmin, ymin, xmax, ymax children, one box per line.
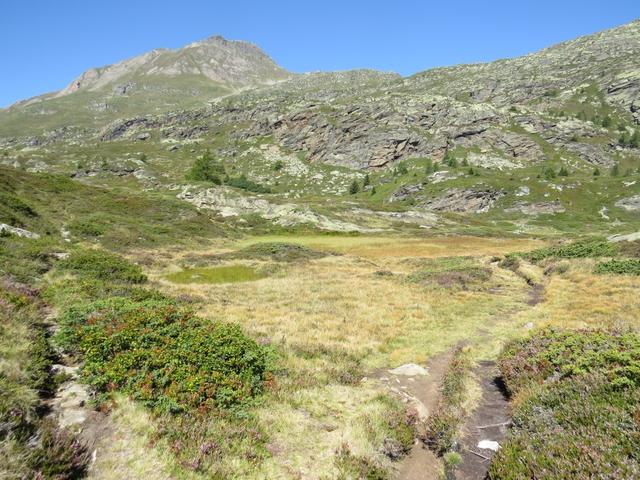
<box><xmin>521</xmin><ymin>240</ymin><xmax>618</xmax><ymax>262</ymax></box>
<box><xmin>407</xmin><ymin>257</ymin><xmax>492</xmax><ymax>289</ymax></box>
<box><xmin>0</xmin><ymin>279</ymin><xmax>90</xmax><ymax>480</ymax></box>
<box><xmin>489</xmin><ymin>329</ymin><xmax>640</xmax><ymax>479</ymax></box>
<box><xmin>59</xmin><ymin>249</ymin><xmax>147</xmax><ymax>283</ymax></box>
<box><xmin>425</xmin><ymin>347</ymin><xmax>474</xmax><ymax>456</ymax></box>
<box><xmin>231</xmin><ymin>241</ymin><xmax>330</xmax><ymax>262</ymax></box>
<box><xmin>165</xmin><ymin>265</ymin><xmax>265</xmax><ymax>284</ymax></box>
<box><xmin>56</xmin><ymin>298</ymin><xmax>270</xmax><ymax>413</ymax></box>
<box><xmin>594</xmin><ymin>258</ymin><xmax>640</xmax><ymax>275</ymax></box>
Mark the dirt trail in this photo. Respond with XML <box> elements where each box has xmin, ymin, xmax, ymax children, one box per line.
<box><xmin>455</xmin><ymin>361</ymin><xmax>510</xmax><ymax>480</ymax></box>
<box><xmin>452</xmin><ymin>269</ymin><xmax>544</xmax><ymax>479</ymax></box>
<box><xmin>374</xmin><ymin>349</ymin><xmax>455</xmax><ymax>479</ymax></box>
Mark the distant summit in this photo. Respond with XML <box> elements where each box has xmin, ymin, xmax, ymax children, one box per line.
<box><xmin>57</xmin><ymin>35</ymin><xmax>290</xmax><ymax>97</ymax></box>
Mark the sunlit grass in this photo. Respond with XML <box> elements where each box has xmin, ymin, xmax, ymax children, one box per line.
<box><xmin>164</xmin><ymin>265</ymin><xmax>265</xmax><ymax>284</ymax></box>
<box><xmin>235</xmin><ymin>234</ymin><xmax>545</xmax><ymax>259</ymax></box>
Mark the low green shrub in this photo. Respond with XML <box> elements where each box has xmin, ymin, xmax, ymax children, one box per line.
<box><xmin>67</xmin><ymin>217</ymin><xmax>107</xmax><ymax>238</ymax></box>
<box><xmin>56</xmin><ymin>298</ymin><xmax>270</xmax><ymax>413</ymax></box>
<box><xmin>489</xmin><ymin>329</ymin><xmax>640</xmax><ymax>479</ymax></box>
<box><xmin>59</xmin><ymin>249</ymin><xmax>147</xmax><ymax>283</ymax></box>
<box><xmin>233</xmin><ymin>242</ymin><xmax>329</xmax><ymax>262</ymax></box>
<box><xmin>594</xmin><ymin>259</ymin><xmax>640</xmax><ymax>276</ymax></box>
<box><xmin>499</xmin><ymin>329</ymin><xmax>640</xmax><ymax>395</ymax></box>
<box><xmin>523</xmin><ymin>240</ymin><xmax>618</xmax><ymax>262</ymax></box>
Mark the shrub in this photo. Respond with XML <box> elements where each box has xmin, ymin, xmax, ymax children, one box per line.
<box><xmin>59</xmin><ymin>249</ymin><xmax>147</xmax><ymax>283</ymax></box>
<box><xmin>56</xmin><ymin>298</ymin><xmax>269</xmax><ymax>412</ymax></box>
<box><xmin>67</xmin><ymin>217</ymin><xmax>107</xmax><ymax>238</ymax></box>
<box><xmin>594</xmin><ymin>259</ymin><xmax>640</xmax><ymax>276</ymax></box>
<box><xmin>498</xmin><ymin>329</ymin><xmax>640</xmax><ymax>396</ymax></box>
<box><xmin>425</xmin><ymin>347</ymin><xmax>473</xmax><ymax>455</ymax></box>
<box><xmin>490</xmin><ymin>329</ymin><xmax>640</xmax><ymax>479</ymax></box>
<box><xmin>231</xmin><ymin>242</ymin><xmax>328</xmax><ymax>262</ymax></box>
<box><xmin>522</xmin><ymin>240</ymin><xmax>618</xmax><ymax>263</ymax></box>
<box><xmin>542</xmin><ymin>166</ymin><xmax>557</xmax><ymax>180</ymax></box>
<box><xmin>27</xmin><ymin>419</ymin><xmax>91</xmax><ymax>480</ymax></box>
<box><xmin>334</xmin><ymin>444</ymin><xmax>388</xmax><ymax>480</ymax></box>
<box><xmin>349</xmin><ymin>180</ymin><xmax>360</xmax><ymax>194</ymax></box>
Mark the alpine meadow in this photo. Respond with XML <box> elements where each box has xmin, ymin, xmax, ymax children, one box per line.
<box><xmin>1</xmin><ymin>9</ymin><xmax>640</xmax><ymax>480</ymax></box>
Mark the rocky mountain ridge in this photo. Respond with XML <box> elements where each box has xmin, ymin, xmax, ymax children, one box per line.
<box><xmin>1</xmin><ymin>20</ymin><xmax>639</xmax><ymax>236</ymax></box>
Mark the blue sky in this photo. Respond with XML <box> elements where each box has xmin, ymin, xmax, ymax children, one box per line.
<box><xmin>1</xmin><ymin>1</ymin><xmax>638</xmax><ymax>107</ymax></box>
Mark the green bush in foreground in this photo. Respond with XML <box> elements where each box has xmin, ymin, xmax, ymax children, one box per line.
<box><xmin>489</xmin><ymin>329</ymin><xmax>640</xmax><ymax>479</ymax></box>
<box><xmin>56</xmin><ymin>298</ymin><xmax>269</xmax><ymax>413</ymax></box>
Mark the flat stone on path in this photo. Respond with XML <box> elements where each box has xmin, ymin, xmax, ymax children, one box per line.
<box><xmin>388</xmin><ymin>363</ymin><xmax>429</xmax><ymax>376</ymax></box>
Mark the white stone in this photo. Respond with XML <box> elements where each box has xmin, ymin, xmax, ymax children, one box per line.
<box><xmin>478</xmin><ymin>440</ymin><xmax>500</xmax><ymax>451</ymax></box>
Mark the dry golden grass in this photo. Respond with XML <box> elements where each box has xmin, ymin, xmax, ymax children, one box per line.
<box><xmin>142</xmin><ymin>235</ymin><xmax>541</xmax><ymax>478</ymax></box>
<box><xmin>235</xmin><ymin>234</ymin><xmax>544</xmax><ymax>259</ymax></box>
<box><xmin>512</xmin><ymin>261</ymin><xmax>640</xmax><ymax>331</ymax></box>
<box><xmin>88</xmin><ymin>395</ymin><xmax>185</xmax><ymax>480</ymax></box>
<box><xmin>137</xmin><ymin>235</ymin><xmax>639</xmax><ymax>479</ymax></box>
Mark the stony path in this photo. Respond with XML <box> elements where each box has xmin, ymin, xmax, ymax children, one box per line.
<box><xmin>455</xmin><ymin>361</ymin><xmax>510</xmax><ymax>480</ymax></box>
<box><xmin>374</xmin><ymin>350</ymin><xmax>455</xmax><ymax>480</ymax></box>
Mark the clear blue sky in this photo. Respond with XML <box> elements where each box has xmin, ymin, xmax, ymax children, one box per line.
<box><xmin>1</xmin><ymin>1</ymin><xmax>638</xmax><ymax>107</ymax></box>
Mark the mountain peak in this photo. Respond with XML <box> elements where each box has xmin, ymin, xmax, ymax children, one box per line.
<box><xmin>56</xmin><ymin>34</ymin><xmax>290</xmax><ymax>98</ymax></box>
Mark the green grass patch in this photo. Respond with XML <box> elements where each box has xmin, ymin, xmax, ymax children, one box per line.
<box><xmin>165</xmin><ymin>265</ymin><xmax>265</xmax><ymax>284</ymax></box>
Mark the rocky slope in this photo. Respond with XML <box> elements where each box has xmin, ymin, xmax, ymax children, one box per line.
<box><xmin>1</xmin><ymin>21</ymin><xmax>639</xmax><ymax>235</ymax></box>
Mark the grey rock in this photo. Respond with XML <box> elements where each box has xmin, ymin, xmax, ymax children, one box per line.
<box><xmin>421</xmin><ymin>188</ymin><xmax>505</xmax><ymax>213</ymax></box>
<box><xmin>615</xmin><ymin>195</ymin><xmax>640</xmax><ymax>211</ymax></box>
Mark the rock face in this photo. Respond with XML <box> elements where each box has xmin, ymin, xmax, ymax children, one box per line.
<box><xmin>177</xmin><ymin>186</ymin><xmax>375</xmax><ymax>232</ymax></box>
<box><xmin>615</xmin><ymin>195</ymin><xmax>640</xmax><ymax>211</ymax></box>
<box><xmin>421</xmin><ymin>189</ymin><xmax>505</xmax><ymax>213</ymax></box>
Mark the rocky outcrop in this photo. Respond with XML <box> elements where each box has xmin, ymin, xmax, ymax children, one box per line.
<box><xmin>615</xmin><ymin>195</ymin><xmax>640</xmax><ymax>211</ymax></box>
<box><xmin>177</xmin><ymin>186</ymin><xmax>375</xmax><ymax>232</ymax></box>
<box><xmin>421</xmin><ymin>188</ymin><xmax>505</xmax><ymax>213</ymax></box>
<box><xmin>506</xmin><ymin>201</ymin><xmax>566</xmax><ymax>216</ymax></box>
<box><xmin>0</xmin><ymin>224</ymin><xmax>40</xmax><ymax>239</ymax></box>
<box><xmin>389</xmin><ymin>183</ymin><xmax>425</xmax><ymax>202</ymax></box>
